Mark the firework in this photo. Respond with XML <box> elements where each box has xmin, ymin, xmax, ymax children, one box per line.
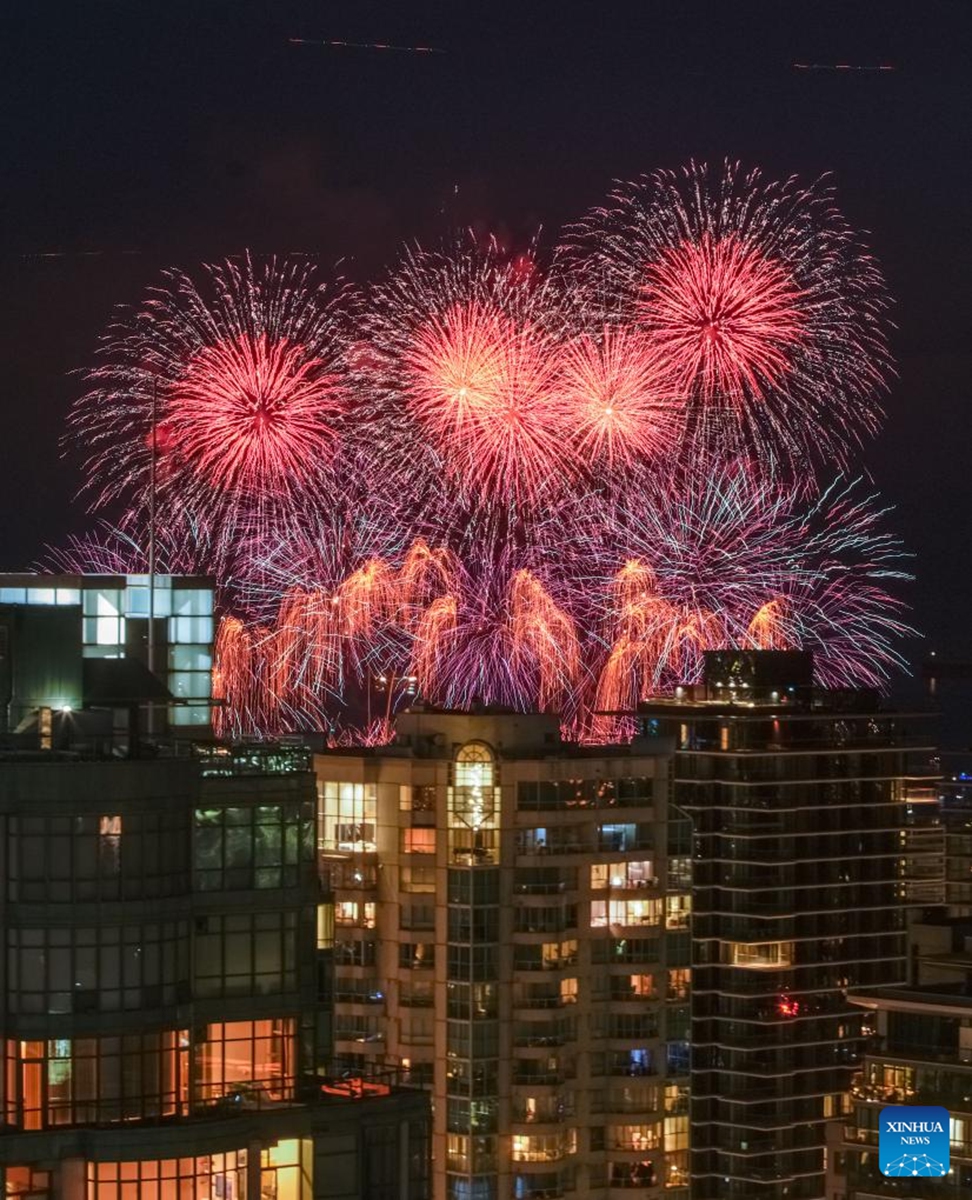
<box><xmin>363</xmin><ymin>239</ymin><xmax>570</xmax><ymax>509</ymax></box>
<box><xmin>591</xmin><ymin>465</ymin><xmax>912</xmax><ymax>702</ymax></box>
<box><xmin>70</xmin><ymin>254</ymin><xmax>351</xmax><ymax>573</ymax></box>
<box><xmin>560</xmin><ymin>161</ymin><xmax>891</xmax><ymax>475</ymax></box>
<box><xmin>64</xmin><ymin>166</ymin><xmax>912</xmax><ymax>743</ymax></box>
<box><xmin>557</xmin><ymin>325</ymin><xmax>682</xmax><ymax>468</ymax></box>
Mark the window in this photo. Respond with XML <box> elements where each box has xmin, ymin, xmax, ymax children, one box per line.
<box><xmin>402</xmin><ymin>828</ymin><xmax>436</xmax><ymax>855</ymax></box>
<box><xmin>4</xmin><ymin>1030</ymin><xmax>189</xmax><ymax>1128</ymax></box>
<box><xmin>7</xmin><ymin>811</ymin><xmax>189</xmax><ymax>904</ymax></box>
<box><xmin>668</xmin><ymin>968</ymin><xmax>691</xmax><ymax>1000</ymax></box>
<box><xmin>401</xmin><ymin>785</ymin><xmax>437</xmax><ymax>812</ymax></box>
<box><xmin>87</xmin><ymin>1151</ymin><xmax>251</xmax><ymax>1200</ymax></box>
<box><xmin>401</xmin><ymin>903</ymin><xmax>435</xmax><ymax>930</ymax></box>
<box><xmin>665</xmin><ymin>894</ymin><xmax>691</xmax><ymax>929</ymax></box>
<box><xmin>610</xmin><ymin>1123</ymin><xmax>660</xmax><ymax>1151</ymax></box>
<box><xmin>401</xmin><ymin>865</ymin><xmax>436</xmax><ymax>892</ymax></box>
<box><xmin>335</xmin><ymin>901</ymin><xmax>376</xmax><ymax>928</ymax></box>
<box><xmin>400</xmin><ymin>943</ymin><xmax>435</xmax><ymax>970</ymax></box>
<box><xmin>317</xmin><ymin>782</ymin><xmax>377</xmax><ymax>852</ymax></box>
<box><xmin>5</xmin><ymin>1167</ymin><xmax>51</xmax><ymax>1200</ymax></box>
<box><xmin>194</xmin><ymin>912</ymin><xmax>297</xmax><ymax>997</ymax></box>
<box><xmin>591</xmin><ymin>937</ymin><xmax>661</xmax><ymax>965</ymax></box>
<box><xmin>590</xmin><ymin>898</ymin><xmax>663</xmax><ymax>928</ymax></box>
<box><xmin>7</xmin><ymin>921</ymin><xmax>190</xmax><ymax>1015</ymax></box>
<box><xmin>511</xmin><ymin>1131</ymin><xmax>576</xmax><ymax>1162</ymax></box>
<box><xmin>590</xmin><ymin>861</ymin><xmax>654</xmax><ymax>890</ymax></box>
<box><xmin>450</xmin><ymin>743</ymin><xmax>499</xmax><ymax>833</ymax></box>
<box><xmin>193</xmin><ymin>802</ymin><xmax>309</xmax><ymax>891</ymax></box>
<box><xmin>729</xmin><ymin>941</ymin><xmax>794</xmax><ymax>969</ymax></box>
<box><xmin>194</xmin><ymin>1019</ymin><xmax>296</xmax><ymax>1104</ymax></box>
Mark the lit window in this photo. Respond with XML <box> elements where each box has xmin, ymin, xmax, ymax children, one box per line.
<box><xmin>729</xmin><ymin>942</ymin><xmax>793</xmax><ymax>969</ymax></box>
<box><xmin>403</xmin><ymin>828</ymin><xmax>436</xmax><ymax>855</ymax></box>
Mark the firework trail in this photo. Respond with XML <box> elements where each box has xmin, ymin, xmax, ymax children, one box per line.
<box><xmin>559</xmin><ymin>161</ymin><xmax>891</xmax><ymax>478</ymax></box>
<box><xmin>589</xmin><ymin>464</ymin><xmax>912</xmax><ymax>725</ymax></box>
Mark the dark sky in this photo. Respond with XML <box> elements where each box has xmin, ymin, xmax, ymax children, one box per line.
<box><xmin>2</xmin><ymin>1</ymin><xmax>971</xmax><ymax>718</ymax></box>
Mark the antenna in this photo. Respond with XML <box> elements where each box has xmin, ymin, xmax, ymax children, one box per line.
<box><xmin>147</xmin><ymin>378</ymin><xmax>157</xmax><ymax>735</ymax></box>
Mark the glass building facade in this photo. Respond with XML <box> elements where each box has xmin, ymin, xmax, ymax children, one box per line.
<box><xmin>0</xmin><ymin>746</ymin><xmax>431</xmax><ymax>1200</ymax></box>
<box><xmin>0</xmin><ymin>572</ymin><xmax>215</xmax><ymax>732</ymax></box>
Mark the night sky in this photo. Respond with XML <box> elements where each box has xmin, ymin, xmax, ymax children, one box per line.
<box><xmin>2</xmin><ymin>2</ymin><xmax>970</xmax><ymax>728</ymax></box>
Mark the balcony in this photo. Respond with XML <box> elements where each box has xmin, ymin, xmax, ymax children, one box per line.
<box><xmin>512</xmin><ymin>1069</ymin><xmax>570</xmax><ymax>1087</ymax></box>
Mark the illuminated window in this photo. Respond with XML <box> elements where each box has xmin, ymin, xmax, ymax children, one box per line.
<box><xmin>729</xmin><ymin>942</ymin><xmax>793</xmax><ymax>969</ymax></box>
<box><xmin>610</xmin><ymin>1123</ymin><xmax>660</xmax><ymax>1151</ymax></box>
<box><xmin>664</xmin><ymin>1114</ymin><xmax>689</xmax><ymax>1151</ymax></box>
<box><xmin>590</xmin><ymin>899</ymin><xmax>663</xmax><ymax>928</ymax></box>
<box><xmin>560</xmin><ymin>978</ymin><xmax>578</xmax><ymax>1004</ymax></box>
<box><xmin>335</xmin><ymin>900</ymin><xmax>376</xmax><ymax>926</ymax></box>
<box><xmin>194</xmin><ymin>1019</ymin><xmax>295</xmax><ymax>1105</ymax></box>
<box><xmin>403</xmin><ymin>828</ymin><xmax>436</xmax><ymax>855</ymax></box>
<box><xmin>665</xmin><ymin>894</ymin><xmax>691</xmax><ymax>929</ymax></box>
<box><xmin>450</xmin><ymin>743</ymin><xmax>499</xmax><ymax>832</ymax></box>
<box><xmin>4</xmin><ymin>1031</ymin><xmax>189</xmax><ymax>1128</ymax></box>
<box><xmin>591</xmin><ymin>861</ymin><xmax>654</xmax><ymax>890</ymax></box>
<box><xmin>5</xmin><ymin>1167</ymin><xmax>51</xmax><ymax>1200</ymax></box>
<box><xmin>316</xmin><ymin>904</ymin><xmax>334</xmax><ymax>950</ymax></box>
<box><xmin>667</xmin><ymin>968</ymin><xmax>691</xmax><ymax>1000</ymax></box>
<box><xmin>317</xmin><ymin>782</ymin><xmax>377</xmax><ymax>852</ymax></box>
<box><xmin>86</xmin><ymin>1150</ymin><xmax>249</xmax><ymax>1200</ymax></box>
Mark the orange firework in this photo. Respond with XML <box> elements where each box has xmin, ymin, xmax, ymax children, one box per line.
<box><xmin>396</xmin><ymin>538</ymin><xmax>456</xmax><ymax>627</ymax></box>
<box><xmin>410</xmin><ymin>593</ymin><xmax>459</xmax><ymax>697</ymax></box>
<box><xmin>213</xmin><ymin>615</ymin><xmax>277</xmax><ymax>738</ymax></box>
<box><xmin>509</xmin><ymin>569</ymin><xmax>581</xmax><ymax>712</ymax></box>
<box><xmin>334</xmin><ymin>558</ymin><xmax>396</xmax><ymax>640</ymax></box>
<box><xmin>747</xmin><ymin>597</ymin><xmax>792</xmax><ymax>650</ymax></box>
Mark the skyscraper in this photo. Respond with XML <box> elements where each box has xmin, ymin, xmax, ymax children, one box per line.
<box><xmin>639</xmin><ymin>650</ymin><xmax>941</xmax><ymax>1200</ymax></box>
<box><xmin>314</xmin><ymin>707</ymin><xmax>691</xmax><ymax>1200</ymax></box>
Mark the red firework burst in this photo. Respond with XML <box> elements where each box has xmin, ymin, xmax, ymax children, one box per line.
<box><xmin>70</xmin><ymin>254</ymin><xmax>351</xmax><ymax>577</ymax></box>
<box><xmin>169</xmin><ymin>332</ymin><xmax>343</xmax><ymax>497</ymax></box>
<box><xmin>640</xmin><ymin>233</ymin><xmax>805</xmax><ymax>400</ymax></box>
<box><xmin>558</xmin><ymin>325</ymin><xmax>681</xmax><ymax>467</ymax></box>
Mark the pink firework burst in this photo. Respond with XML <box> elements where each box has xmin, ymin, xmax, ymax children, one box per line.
<box><xmin>560</xmin><ymin>161</ymin><xmax>891</xmax><ymax>477</ymax></box>
<box><xmin>70</xmin><ymin>253</ymin><xmax>352</xmax><ymax>573</ymax></box>
<box><xmin>558</xmin><ymin>325</ymin><xmax>681</xmax><ymax>468</ymax></box>
<box><xmin>365</xmin><ymin>239</ymin><xmax>569</xmax><ymax>509</ymax></box>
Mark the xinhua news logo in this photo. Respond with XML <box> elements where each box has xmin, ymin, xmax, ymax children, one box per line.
<box><xmin>879</xmin><ymin>1105</ymin><xmax>950</xmax><ymax>1177</ymax></box>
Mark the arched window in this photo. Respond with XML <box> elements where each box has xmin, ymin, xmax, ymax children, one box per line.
<box><xmin>451</xmin><ymin>742</ymin><xmax>497</xmax><ymax>830</ymax></box>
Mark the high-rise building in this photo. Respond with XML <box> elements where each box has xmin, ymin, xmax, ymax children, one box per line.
<box><xmin>638</xmin><ymin>650</ymin><xmax>942</xmax><ymax>1200</ymax></box>
<box><xmin>0</xmin><ymin>742</ymin><xmax>430</xmax><ymax>1200</ymax></box>
<box><xmin>828</xmin><ymin>917</ymin><xmax>972</xmax><ymax>1197</ymax></box>
<box><xmin>313</xmin><ymin>707</ymin><xmax>692</xmax><ymax>1200</ymax></box>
